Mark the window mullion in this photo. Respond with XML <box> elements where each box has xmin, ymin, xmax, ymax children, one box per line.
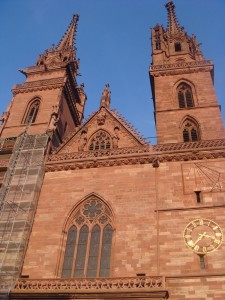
<box><xmin>84</xmin><ymin>226</ymin><xmax>92</xmax><ymax>277</ymax></box>
<box><xmin>71</xmin><ymin>226</ymin><xmax>80</xmax><ymax>278</ymax></box>
<box><xmin>97</xmin><ymin>225</ymin><xmax>104</xmax><ymax>277</ymax></box>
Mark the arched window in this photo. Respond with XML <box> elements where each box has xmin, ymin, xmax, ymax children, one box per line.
<box><xmin>24</xmin><ymin>99</ymin><xmax>40</xmax><ymax>124</ymax></box>
<box><xmin>89</xmin><ymin>130</ymin><xmax>111</xmax><ymax>151</ymax></box>
<box><xmin>182</xmin><ymin>119</ymin><xmax>200</xmax><ymax>142</ymax></box>
<box><xmin>62</xmin><ymin>196</ymin><xmax>113</xmax><ymax>278</ymax></box>
<box><xmin>177</xmin><ymin>83</ymin><xmax>194</xmax><ymax>108</ymax></box>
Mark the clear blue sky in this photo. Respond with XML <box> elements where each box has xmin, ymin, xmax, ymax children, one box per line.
<box><xmin>0</xmin><ymin>0</ymin><xmax>225</xmax><ymax>142</ymax></box>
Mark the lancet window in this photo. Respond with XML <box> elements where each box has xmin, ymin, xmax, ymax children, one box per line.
<box><xmin>89</xmin><ymin>130</ymin><xmax>111</xmax><ymax>151</ymax></box>
<box><xmin>182</xmin><ymin>119</ymin><xmax>199</xmax><ymax>142</ymax></box>
<box><xmin>62</xmin><ymin>196</ymin><xmax>113</xmax><ymax>278</ymax></box>
<box><xmin>23</xmin><ymin>99</ymin><xmax>40</xmax><ymax>124</ymax></box>
<box><xmin>177</xmin><ymin>83</ymin><xmax>194</xmax><ymax>108</ymax></box>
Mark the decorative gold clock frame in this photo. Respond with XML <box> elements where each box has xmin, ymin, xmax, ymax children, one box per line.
<box><xmin>183</xmin><ymin>218</ymin><xmax>223</xmax><ymax>254</ymax></box>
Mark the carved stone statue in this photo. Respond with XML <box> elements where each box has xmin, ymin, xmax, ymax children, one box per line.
<box><xmin>112</xmin><ymin>126</ymin><xmax>120</xmax><ymax>149</ymax></box>
<box><xmin>78</xmin><ymin>129</ymin><xmax>88</xmax><ymax>152</ymax></box>
<box><xmin>48</xmin><ymin>113</ymin><xmax>58</xmax><ymax>131</ymax></box>
<box><xmin>97</xmin><ymin>109</ymin><xmax>107</xmax><ymax>126</ymax></box>
<box><xmin>100</xmin><ymin>83</ymin><xmax>111</xmax><ymax>109</ymax></box>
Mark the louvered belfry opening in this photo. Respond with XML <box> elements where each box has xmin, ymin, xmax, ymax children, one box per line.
<box><xmin>178</xmin><ymin>83</ymin><xmax>194</xmax><ymax>108</ymax></box>
<box><xmin>182</xmin><ymin>119</ymin><xmax>199</xmax><ymax>142</ymax></box>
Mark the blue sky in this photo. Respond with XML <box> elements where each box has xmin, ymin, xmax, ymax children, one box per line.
<box><xmin>0</xmin><ymin>0</ymin><xmax>225</xmax><ymax>142</ymax></box>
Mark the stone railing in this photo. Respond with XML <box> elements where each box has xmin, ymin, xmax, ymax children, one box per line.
<box><xmin>14</xmin><ymin>276</ymin><xmax>165</xmax><ymax>291</ymax></box>
<box><xmin>153</xmin><ymin>139</ymin><xmax>225</xmax><ymax>153</ymax></box>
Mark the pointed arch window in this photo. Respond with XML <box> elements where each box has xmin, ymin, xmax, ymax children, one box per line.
<box><xmin>182</xmin><ymin>119</ymin><xmax>200</xmax><ymax>142</ymax></box>
<box><xmin>62</xmin><ymin>196</ymin><xmax>113</xmax><ymax>278</ymax></box>
<box><xmin>177</xmin><ymin>83</ymin><xmax>194</xmax><ymax>108</ymax></box>
<box><xmin>89</xmin><ymin>130</ymin><xmax>111</xmax><ymax>151</ymax></box>
<box><xmin>24</xmin><ymin>99</ymin><xmax>40</xmax><ymax>124</ymax></box>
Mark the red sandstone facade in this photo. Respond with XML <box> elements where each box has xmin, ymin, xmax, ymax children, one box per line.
<box><xmin>0</xmin><ymin>2</ymin><xmax>225</xmax><ymax>300</ymax></box>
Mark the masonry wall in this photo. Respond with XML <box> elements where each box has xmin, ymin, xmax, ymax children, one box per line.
<box><xmin>153</xmin><ymin>71</ymin><xmax>225</xmax><ymax>143</ymax></box>
<box><xmin>22</xmin><ymin>158</ymin><xmax>225</xmax><ymax>299</ymax></box>
<box><xmin>1</xmin><ymin>88</ymin><xmax>62</xmax><ymax>138</ymax></box>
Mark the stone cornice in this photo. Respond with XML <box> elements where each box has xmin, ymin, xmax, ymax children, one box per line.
<box><xmin>150</xmin><ymin>60</ymin><xmax>213</xmax><ymax>77</ymax></box>
<box><xmin>12</xmin><ymin>77</ymin><xmax>65</xmax><ymax>95</ymax></box>
<box><xmin>45</xmin><ymin>151</ymin><xmax>225</xmax><ymax>172</ymax></box>
<box><xmin>45</xmin><ymin>139</ymin><xmax>225</xmax><ymax>172</ymax></box>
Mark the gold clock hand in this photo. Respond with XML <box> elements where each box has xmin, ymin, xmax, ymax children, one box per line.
<box><xmin>194</xmin><ymin>232</ymin><xmax>207</xmax><ymax>246</ymax></box>
<box><xmin>203</xmin><ymin>234</ymin><xmax>215</xmax><ymax>239</ymax></box>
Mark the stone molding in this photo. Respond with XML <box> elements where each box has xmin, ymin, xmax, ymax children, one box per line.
<box><xmin>45</xmin><ymin>151</ymin><xmax>225</xmax><ymax>172</ymax></box>
<box><xmin>12</xmin><ymin>78</ymin><xmax>65</xmax><ymax>95</ymax></box>
<box><xmin>45</xmin><ymin>139</ymin><xmax>225</xmax><ymax>172</ymax></box>
<box><xmin>14</xmin><ymin>276</ymin><xmax>165</xmax><ymax>291</ymax></box>
<box><xmin>150</xmin><ymin>60</ymin><xmax>213</xmax><ymax>77</ymax></box>
<box><xmin>150</xmin><ymin>60</ymin><xmax>212</xmax><ymax>72</ymax></box>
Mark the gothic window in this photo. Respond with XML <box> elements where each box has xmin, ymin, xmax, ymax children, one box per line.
<box><xmin>175</xmin><ymin>42</ymin><xmax>182</xmax><ymax>52</ymax></box>
<box><xmin>24</xmin><ymin>99</ymin><xmax>40</xmax><ymax>124</ymax></box>
<box><xmin>89</xmin><ymin>130</ymin><xmax>111</xmax><ymax>151</ymax></box>
<box><xmin>182</xmin><ymin>119</ymin><xmax>199</xmax><ymax>142</ymax></box>
<box><xmin>177</xmin><ymin>83</ymin><xmax>194</xmax><ymax>108</ymax></box>
<box><xmin>62</xmin><ymin>196</ymin><xmax>113</xmax><ymax>278</ymax></box>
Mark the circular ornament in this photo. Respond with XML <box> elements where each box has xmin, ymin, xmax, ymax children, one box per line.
<box><xmin>183</xmin><ymin>218</ymin><xmax>223</xmax><ymax>254</ymax></box>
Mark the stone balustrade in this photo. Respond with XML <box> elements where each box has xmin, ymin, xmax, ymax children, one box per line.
<box><xmin>14</xmin><ymin>276</ymin><xmax>165</xmax><ymax>291</ymax></box>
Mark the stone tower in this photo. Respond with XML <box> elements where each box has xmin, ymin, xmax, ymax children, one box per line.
<box><xmin>0</xmin><ymin>15</ymin><xmax>86</xmax><ymax>148</ymax></box>
<box><xmin>150</xmin><ymin>1</ymin><xmax>225</xmax><ymax>144</ymax></box>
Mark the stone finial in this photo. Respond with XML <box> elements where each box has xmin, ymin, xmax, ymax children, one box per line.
<box><xmin>165</xmin><ymin>1</ymin><xmax>182</xmax><ymax>35</ymax></box>
<box><xmin>100</xmin><ymin>83</ymin><xmax>111</xmax><ymax>109</ymax></box>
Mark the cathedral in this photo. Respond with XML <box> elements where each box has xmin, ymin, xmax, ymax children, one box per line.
<box><xmin>0</xmin><ymin>1</ymin><xmax>225</xmax><ymax>299</ymax></box>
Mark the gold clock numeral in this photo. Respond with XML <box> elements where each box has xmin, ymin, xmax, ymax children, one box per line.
<box><xmin>192</xmin><ymin>222</ymin><xmax>197</xmax><ymax>228</ymax></box>
<box><xmin>203</xmin><ymin>247</ymin><xmax>207</xmax><ymax>253</ymax></box>
<box><xmin>214</xmin><ymin>239</ymin><xmax>221</xmax><ymax>245</ymax></box>
<box><xmin>199</xmin><ymin>219</ymin><xmax>204</xmax><ymax>225</ymax></box>
<box><xmin>188</xmin><ymin>240</ymin><xmax>194</xmax><ymax>247</ymax></box>
<box><xmin>216</xmin><ymin>233</ymin><xmax>222</xmax><ymax>237</ymax></box>
<box><xmin>194</xmin><ymin>245</ymin><xmax>199</xmax><ymax>251</ymax></box>
<box><xmin>213</xmin><ymin>226</ymin><xmax>218</xmax><ymax>230</ymax></box>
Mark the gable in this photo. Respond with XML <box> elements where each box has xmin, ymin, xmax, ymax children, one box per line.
<box><xmin>57</xmin><ymin>107</ymin><xmax>146</xmax><ymax>154</ymax></box>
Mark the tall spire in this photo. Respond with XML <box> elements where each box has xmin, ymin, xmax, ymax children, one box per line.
<box><xmin>165</xmin><ymin>1</ymin><xmax>182</xmax><ymax>35</ymax></box>
<box><xmin>57</xmin><ymin>14</ymin><xmax>79</xmax><ymax>51</ymax></box>
<box><xmin>36</xmin><ymin>15</ymin><xmax>79</xmax><ymax>67</ymax></box>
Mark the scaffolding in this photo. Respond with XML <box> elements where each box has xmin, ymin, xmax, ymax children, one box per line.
<box><xmin>0</xmin><ymin>132</ymin><xmax>48</xmax><ymax>299</ymax></box>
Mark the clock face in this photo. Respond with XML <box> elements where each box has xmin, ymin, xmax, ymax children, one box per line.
<box><xmin>184</xmin><ymin>219</ymin><xmax>223</xmax><ymax>254</ymax></box>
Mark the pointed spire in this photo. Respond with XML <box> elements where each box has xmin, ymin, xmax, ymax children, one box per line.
<box><xmin>57</xmin><ymin>14</ymin><xmax>79</xmax><ymax>51</ymax></box>
<box><xmin>36</xmin><ymin>15</ymin><xmax>80</xmax><ymax>67</ymax></box>
<box><xmin>100</xmin><ymin>83</ymin><xmax>111</xmax><ymax>109</ymax></box>
<box><xmin>165</xmin><ymin>1</ymin><xmax>182</xmax><ymax>35</ymax></box>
